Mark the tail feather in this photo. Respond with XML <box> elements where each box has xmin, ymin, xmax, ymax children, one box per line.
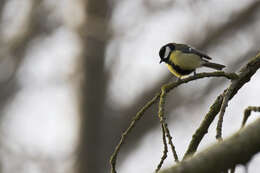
<box><xmin>202</xmin><ymin>62</ymin><xmax>225</xmax><ymax>70</ymax></box>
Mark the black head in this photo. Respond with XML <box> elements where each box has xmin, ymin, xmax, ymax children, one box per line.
<box><xmin>159</xmin><ymin>43</ymin><xmax>175</xmax><ymax>63</ymax></box>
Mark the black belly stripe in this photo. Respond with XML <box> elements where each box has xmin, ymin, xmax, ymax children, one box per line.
<box><xmin>167</xmin><ymin>61</ymin><xmax>194</xmax><ymax>75</ymax></box>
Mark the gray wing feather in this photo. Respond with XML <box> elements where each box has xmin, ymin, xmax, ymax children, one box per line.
<box><xmin>177</xmin><ymin>44</ymin><xmax>212</xmax><ymax>60</ymax></box>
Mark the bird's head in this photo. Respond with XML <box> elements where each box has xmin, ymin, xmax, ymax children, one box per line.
<box><xmin>159</xmin><ymin>43</ymin><xmax>175</xmax><ymax>63</ymax></box>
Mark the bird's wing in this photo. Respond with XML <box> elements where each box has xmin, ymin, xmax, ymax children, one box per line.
<box><xmin>178</xmin><ymin>44</ymin><xmax>212</xmax><ymax>60</ymax></box>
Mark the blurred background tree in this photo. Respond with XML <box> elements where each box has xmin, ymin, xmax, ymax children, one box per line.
<box><xmin>0</xmin><ymin>0</ymin><xmax>260</xmax><ymax>173</ymax></box>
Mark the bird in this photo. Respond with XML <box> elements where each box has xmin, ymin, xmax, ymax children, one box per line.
<box><xmin>159</xmin><ymin>43</ymin><xmax>225</xmax><ymax>79</ymax></box>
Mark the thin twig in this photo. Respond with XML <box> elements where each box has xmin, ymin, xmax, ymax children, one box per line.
<box><xmin>163</xmin><ymin>72</ymin><xmax>238</xmax><ymax>94</ymax></box>
<box><xmin>163</xmin><ymin>122</ymin><xmax>179</xmax><ymax>162</ymax></box>
<box><xmin>110</xmin><ymin>93</ymin><xmax>160</xmax><ymax>173</ymax></box>
<box><xmin>155</xmin><ymin>124</ymin><xmax>168</xmax><ymax>172</ymax></box>
<box><xmin>241</xmin><ymin>106</ymin><xmax>260</xmax><ymax>128</ymax></box>
<box><xmin>216</xmin><ymin>88</ymin><xmax>233</xmax><ymax>141</ymax></box>
<box><xmin>158</xmin><ymin>85</ymin><xmax>179</xmax><ymax>162</ymax></box>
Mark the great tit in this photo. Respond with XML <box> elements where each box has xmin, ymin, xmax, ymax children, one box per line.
<box><xmin>159</xmin><ymin>43</ymin><xmax>225</xmax><ymax>78</ymax></box>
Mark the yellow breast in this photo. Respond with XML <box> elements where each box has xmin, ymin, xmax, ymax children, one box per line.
<box><xmin>166</xmin><ymin>64</ymin><xmax>183</xmax><ymax>78</ymax></box>
<box><xmin>169</xmin><ymin>50</ymin><xmax>202</xmax><ymax>70</ymax></box>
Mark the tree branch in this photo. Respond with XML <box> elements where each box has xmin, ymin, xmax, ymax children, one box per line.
<box><xmin>216</xmin><ymin>54</ymin><xmax>260</xmax><ymax>139</ymax></box>
<box><xmin>242</xmin><ymin>106</ymin><xmax>260</xmax><ymax>128</ymax></box>
<box><xmin>160</xmin><ymin>118</ymin><xmax>260</xmax><ymax>173</ymax></box>
<box><xmin>183</xmin><ymin>53</ymin><xmax>260</xmax><ymax>159</ymax></box>
<box><xmin>110</xmin><ymin>71</ymin><xmax>237</xmax><ymax>173</ymax></box>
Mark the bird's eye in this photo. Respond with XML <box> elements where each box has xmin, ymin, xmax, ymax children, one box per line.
<box><xmin>168</xmin><ymin>44</ymin><xmax>175</xmax><ymax>51</ymax></box>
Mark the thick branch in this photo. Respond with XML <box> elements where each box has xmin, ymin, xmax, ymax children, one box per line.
<box><xmin>160</xmin><ymin>118</ymin><xmax>260</xmax><ymax>173</ymax></box>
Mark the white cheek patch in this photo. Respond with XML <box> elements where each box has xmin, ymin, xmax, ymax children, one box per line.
<box><xmin>164</xmin><ymin>46</ymin><xmax>171</xmax><ymax>58</ymax></box>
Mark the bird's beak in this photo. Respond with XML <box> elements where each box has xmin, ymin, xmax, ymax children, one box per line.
<box><xmin>159</xmin><ymin>59</ymin><xmax>163</xmax><ymax>64</ymax></box>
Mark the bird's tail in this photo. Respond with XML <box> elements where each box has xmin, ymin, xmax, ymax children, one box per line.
<box><xmin>202</xmin><ymin>62</ymin><xmax>225</xmax><ymax>70</ymax></box>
